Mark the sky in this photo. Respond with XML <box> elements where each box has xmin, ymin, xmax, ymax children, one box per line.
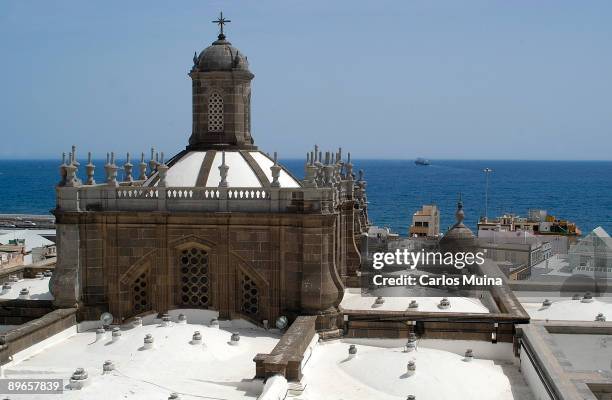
<box><xmin>1</xmin><ymin>1</ymin><xmax>611</xmax><ymax>160</ymax></box>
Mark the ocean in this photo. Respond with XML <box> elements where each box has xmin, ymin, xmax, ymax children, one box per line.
<box><xmin>0</xmin><ymin>159</ymin><xmax>610</xmax><ymax>236</ymax></box>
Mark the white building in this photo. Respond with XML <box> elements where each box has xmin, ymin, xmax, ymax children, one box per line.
<box><xmin>409</xmin><ymin>205</ymin><xmax>440</xmax><ymax>238</ymax></box>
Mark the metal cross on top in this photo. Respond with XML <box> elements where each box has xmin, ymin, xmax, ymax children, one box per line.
<box><xmin>212</xmin><ymin>12</ymin><xmax>231</xmax><ymax>39</ymax></box>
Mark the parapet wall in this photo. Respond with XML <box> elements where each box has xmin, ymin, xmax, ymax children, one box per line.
<box><xmin>0</xmin><ymin>308</ymin><xmax>77</xmax><ymax>364</ymax></box>
<box><xmin>254</xmin><ymin>315</ymin><xmax>318</xmax><ymax>381</ymax></box>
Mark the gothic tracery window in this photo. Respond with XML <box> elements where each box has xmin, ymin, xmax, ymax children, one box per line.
<box><xmin>133</xmin><ymin>272</ymin><xmax>150</xmax><ymax>314</ymax></box>
<box><xmin>239</xmin><ymin>271</ymin><xmax>259</xmax><ymax>316</ymax></box>
<box><xmin>208</xmin><ymin>91</ymin><xmax>224</xmax><ymax>132</ymax></box>
<box><xmin>179</xmin><ymin>247</ymin><xmax>210</xmax><ymax>307</ymax></box>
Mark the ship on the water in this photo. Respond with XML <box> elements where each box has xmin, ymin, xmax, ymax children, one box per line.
<box><xmin>415</xmin><ymin>157</ymin><xmax>430</xmax><ymax>166</ymax></box>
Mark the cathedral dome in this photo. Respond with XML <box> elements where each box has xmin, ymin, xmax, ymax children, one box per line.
<box><xmin>193</xmin><ymin>38</ymin><xmax>250</xmax><ymax>73</ymax></box>
<box><xmin>439</xmin><ymin>197</ymin><xmax>476</xmax><ymax>252</ymax></box>
<box><xmin>145</xmin><ymin>150</ymin><xmax>301</xmax><ymax>189</ymax></box>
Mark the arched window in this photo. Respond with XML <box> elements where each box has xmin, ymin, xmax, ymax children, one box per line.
<box><xmin>179</xmin><ymin>247</ymin><xmax>210</xmax><ymax>307</ymax></box>
<box><xmin>208</xmin><ymin>91</ymin><xmax>224</xmax><ymax>132</ymax></box>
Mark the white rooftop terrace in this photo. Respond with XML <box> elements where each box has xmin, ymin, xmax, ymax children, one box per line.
<box><xmin>296</xmin><ymin>338</ymin><xmax>534</xmax><ymax>400</ymax></box>
<box><xmin>341</xmin><ymin>288</ymin><xmax>490</xmax><ymax>313</ymax></box>
<box><xmin>0</xmin><ymin>276</ymin><xmax>53</xmax><ymax>300</ymax></box>
<box><xmin>2</xmin><ymin>310</ymin><xmax>280</xmax><ymax>400</ymax></box>
<box><xmin>521</xmin><ymin>297</ymin><xmax>612</xmax><ymax>321</ymax></box>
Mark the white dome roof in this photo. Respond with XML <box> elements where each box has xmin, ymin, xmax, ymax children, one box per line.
<box><xmin>145</xmin><ymin>150</ymin><xmax>301</xmax><ymax>188</ymax></box>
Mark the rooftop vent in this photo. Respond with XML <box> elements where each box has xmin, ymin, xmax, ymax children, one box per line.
<box><xmin>69</xmin><ymin>368</ymin><xmax>89</xmax><ymax>389</ymax></box>
<box><xmin>168</xmin><ymin>393</ymin><xmax>180</xmax><ymax>400</ymax></box>
<box><xmin>596</xmin><ymin>313</ymin><xmax>606</xmax><ymax>322</ymax></box>
<box><xmin>230</xmin><ymin>332</ymin><xmax>240</xmax><ymax>346</ymax></box>
<box><xmin>102</xmin><ymin>360</ymin><xmax>115</xmax><ymax>374</ymax></box>
<box><xmin>35</xmin><ymin>272</ymin><xmax>44</xmax><ymax>279</ymax></box>
<box><xmin>438</xmin><ymin>298</ymin><xmax>451</xmax><ymax>310</ymax></box>
<box><xmin>178</xmin><ymin>314</ymin><xmax>187</xmax><ymax>324</ymax></box>
<box><xmin>191</xmin><ymin>331</ymin><xmax>203</xmax><ymax>345</ymax></box>
<box><xmin>44</xmin><ymin>269</ymin><xmax>53</xmax><ymax>277</ymax></box>
<box><xmin>406</xmin><ymin>361</ymin><xmax>416</xmax><ymax>376</ymax></box>
<box><xmin>210</xmin><ymin>318</ymin><xmax>220</xmax><ymax>328</ymax></box>
<box><xmin>542</xmin><ymin>299</ymin><xmax>552</xmax><ymax>308</ymax></box>
<box><xmin>405</xmin><ymin>333</ymin><xmax>417</xmax><ymax>352</ymax></box>
<box><xmin>111</xmin><ymin>327</ymin><xmax>121</xmax><ymax>343</ymax></box>
<box><xmin>464</xmin><ymin>349</ymin><xmax>474</xmax><ymax>362</ymax></box>
<box><xmin>1</xmin><ymin>282</ymin><xmax>11</xmax><ymax>295</ymax></box>
<box><xmin>18</xmin><ymin>288</ymin><xmax>30</xmax><ymax>300</ymax></box>
<box><xmin>407</xmin><ymin>396</ymin><xmax>416</xmax><ymax>400</ymax></box>
<box><xmin>582</xmin><ymin>292</ymin><xmax>594</xmax><ymax>303</ymax></box>
<box><xmin>96</xmin><ymin>327</ymin><xmax>106</xmax><ymax>341</ymax></box>
<box><xmin>572</xmin><ymin>293</ymin><xmax>581</xmax><ymax>300</ymax></box>
<box><xmin>161</xmin><ymin>313</ymin><xmax>171</xmax><ymax>327</ymax></box>
<box><xmin>348</xmin><ymin>344</ymin><xmax>357</xmax><ymax>359</ymax></box>
<box><xmin>372</xmin><ymin>296</ymin><xmax>385</xmax><ymax>308</ymax></box>
<box><xmin>408</xmin><ymin>300</ymin><xmax>419</xmax><ymax>309</ymax></box>
<box><xmin>143</xmin><ymin>334</ymin><xmax>154</xmax><ymax>350</ymax></box>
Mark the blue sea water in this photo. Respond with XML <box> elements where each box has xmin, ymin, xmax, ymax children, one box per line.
<box><xmin>0</xmin><ymin>159</ymin><xmax>610</xmax><ymax>236</ymax></box>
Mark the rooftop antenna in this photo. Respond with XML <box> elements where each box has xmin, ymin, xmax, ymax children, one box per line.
<box><xmin>483</xmin><ymin>168</ymin><xmax>493</xmax><ymax>222</ymax></box>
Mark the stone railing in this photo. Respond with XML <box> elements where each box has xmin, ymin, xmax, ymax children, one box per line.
<box><xmin>56</xmin><ymin>184</ymin><xmax>337</xmax><ymax>214</ymax></box>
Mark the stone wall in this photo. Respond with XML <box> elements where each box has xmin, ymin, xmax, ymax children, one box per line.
<box><xmin>54</xmin><ymin>211</ymin><xmax>348</xmax><ymax>328</ymax></box>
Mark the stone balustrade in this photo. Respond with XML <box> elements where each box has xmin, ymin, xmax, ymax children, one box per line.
<box><xmin>54</xmin><ymin>145</ymin><xmax>366</xmax><ymax>216</ymax></box>
<box><xmin>56</xmin><ymin>183</ymin><xmax>337</xmax><ymax>214</ymax></box>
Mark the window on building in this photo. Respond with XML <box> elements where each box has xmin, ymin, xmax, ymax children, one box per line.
<box><xmin>179</xmin><ymin>247</ymin><xmax>210</xmax><ymax>307</ymax></box>
<box><xmin>239</xmin><ymin>271</ymin><xmax>259</xmax><ymax>317</ymax></box>
<box><xmin>132</xmin><ymin>272</ymin><xmax>150</xmax><ymax>314</ymax></box>
<box><xmin>208</xmin><ymin>91</ymin><xmax>224</xmax><ymax>132</ymax></box>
